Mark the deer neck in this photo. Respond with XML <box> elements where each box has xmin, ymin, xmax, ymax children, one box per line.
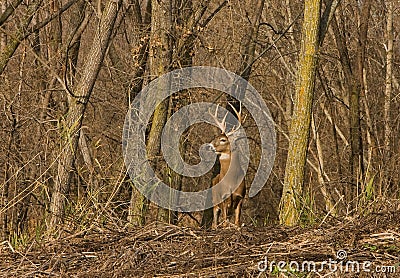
<box><xmin>219</xmin><ymin>149</ymin><xmax>241</xmax><ymax>178</ymax></box>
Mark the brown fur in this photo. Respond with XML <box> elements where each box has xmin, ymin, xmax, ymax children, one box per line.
<box><xmin>210</xmin><ymin>134</ymin><xmax>245</xmax><ymax>228</ymax></box>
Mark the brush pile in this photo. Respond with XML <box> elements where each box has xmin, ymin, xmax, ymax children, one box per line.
<box><xmin>1</xmin><ymin>211</ymin><xmax>399</xmax><ymax>277</ymax></box>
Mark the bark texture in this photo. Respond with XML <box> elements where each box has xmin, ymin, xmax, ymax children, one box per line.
<box><xmin>279</xmin><ymin>0</ymin><xmax>321</xmax><ymax>226</ymax></box>
<box><xmin>49</xmin><ymin>0</ymin><xmax>121</xmax><ymax>228</ymax></box>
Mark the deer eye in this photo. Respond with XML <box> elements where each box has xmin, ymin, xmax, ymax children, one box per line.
<box><xmin>220</xmin><ymin>138</ymin><xmax>227</xmax><ymax>143</ymax></box>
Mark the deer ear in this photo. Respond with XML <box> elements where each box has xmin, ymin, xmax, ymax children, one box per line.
<box><xmin>227</xmin><ymin>136</ymin><xmax>237</xmax><ymax>145</ymax></box>
<box><xmin>228</xmin><ymin>134</ymin><xmax>244</xmax><ymax>147</ymax></box>
<box><xmin>229</xmin><ymin>141</ymin><xmax>237</xmax><ymax>151</ymax></box>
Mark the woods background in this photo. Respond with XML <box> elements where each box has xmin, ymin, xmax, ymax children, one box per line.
<box><xmin>0</xmin><ymin>0</ymin><xmax>399</xmax><ymax>246</ymax></box>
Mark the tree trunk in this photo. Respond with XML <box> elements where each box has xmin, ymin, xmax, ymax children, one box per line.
<box><xmin>330</xmin><ymin>0</ymin><xmax>371</xmax><ymax>209</ymax></box>
<box><xmin>279</xmin><ymin>0</ymin><xmax>321</xmax><ymax>226</ymax></box>
<box><xmin>150</xmin><ymin>0</ymin><xmax>173</xmax><ymax>223</ymax></box>
<box><xmin>127</xmin><ymin>0</ymin><xmax>152</xmax><ymax>102</ymax></box>
<box><xmin>128</xmin><ymin>0</ymin><xmax>173</xmax><ymax>225</ymax></box>
<box><xmin>0</xmin><ymin>0</ymin><xmax>10</xmax><ymax>48</ymax></box>
<box><xmin>237</xmin><ymin>0</ymin><xmax>265</xmax><ymax>82</ymax></box>
<box><xmin>382</xmin><ymin>0</ymin><xmax>393</xmax><ymax>195</ymax></box>
<box><xmin>49</xmin><ymin>0</ymin><xmax>121</xmax><ymax>228</ymax></box>
<box><xmin>349</xmin><ymin>0</ymin><xmax>371</xmax><ymax>205</ymax></box>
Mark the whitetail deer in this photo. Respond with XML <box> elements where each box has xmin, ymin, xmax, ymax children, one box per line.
<box><xmin>208</xmin><ymin>104</ymin><xmax>245</xmax><ymax>228</ymax></box>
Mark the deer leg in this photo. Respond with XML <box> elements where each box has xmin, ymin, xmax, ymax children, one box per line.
<box><xmin>221</xmin><ymin>201</ymin><xmax>229</xmax><ymax>227</ymax></box>
<box><xmin>212</xmin><ymin>205</ymin><xmax>220</xmax><ymax>229</ymax></box>
<box><xmin>211</xmin><ymin>175</ymin><xmax>221</xmax><ymax>229</ymax></box>
<box><xmin>234</xmin><ymin>198</ymin><xmax>243</xmax><ymax>226</ymax></box>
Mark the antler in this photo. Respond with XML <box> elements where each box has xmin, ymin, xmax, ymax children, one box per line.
<box><xmin>209</xmin><ymin>104</ymin><xmax>227</xmax><ymax>134</ymax></box>
<box><xmin>209</xmin><ymin>102</ymin><xmax>243</xmax><ymax>135</ymax></box>
<box><xmin>226</xmin><ymin>102</ymin><xmax>242</xmax><ymax>136</ymax></box>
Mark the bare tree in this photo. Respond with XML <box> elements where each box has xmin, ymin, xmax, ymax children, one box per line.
<box><xmin>49</xmin><ymin>0</ymin><xmax>122</xmax><ymax>228</ymax></box>
<box><xmin>128</xmin><ymin>0</ymin><xmax>174</xmax><ymax>225</ymax></box>
<box><xmin>349</xmin><ymin>0</ymin><xmax>371</xmax><ymax>200</ymax></box>
<box><xmin>330</xmin><ymin>0</ymin><xmax>371</xmax><ymax>209</ymax></box>
<box><xmin>0</xmin><ymin>0</ymin><xmax>42</xmax><ymax>74</ymax></box>
<box><xmin>279</xmin><ymin>0</ymin><xmax>321</xmax><ymax>226</ymax></box>
<box><xmin>382</xmin><ymin>0</ymin><xmax>394</xmax><ymax>194</ymax></box>
<box><xmin>128</xmin><ymin>0</ymin><xmax>152</xmax><ymax>101</ymax></box>
<box><xmin>0</xmin><ymin>0</ymin><xmax>22</xmax><ymax>27</ymax></box>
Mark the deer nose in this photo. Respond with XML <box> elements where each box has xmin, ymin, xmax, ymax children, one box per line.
<box><xmin>206</xmin><ymin>143</ymin><xmax>216</xmax><ymax>152</ymax></box>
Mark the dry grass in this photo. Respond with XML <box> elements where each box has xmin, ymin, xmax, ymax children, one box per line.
<box><xmin>0</xmin><ymin>210</ymin><xmax>399</xmax><ymax>277</ymax></box>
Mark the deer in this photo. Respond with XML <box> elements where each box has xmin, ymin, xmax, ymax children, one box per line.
<box><xmin>208</xmin><ymin>103</ymin><xmax>246</xmax><ymax>229</ymax></box>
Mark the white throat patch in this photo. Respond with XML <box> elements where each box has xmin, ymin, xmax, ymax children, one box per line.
<box><xmin>219</xmin><ymin>153</ymin><xmax>230</xmax><ymax>160</ymax></box>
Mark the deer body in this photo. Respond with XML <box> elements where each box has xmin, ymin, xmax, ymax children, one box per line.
<box><xmin>208</xmin><ymin>104</ymin><xmax>245</xmax><ymax>228</ymax></box>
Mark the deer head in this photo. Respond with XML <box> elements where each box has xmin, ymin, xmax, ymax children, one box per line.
<box><xmin>208</xmin><ymin>103</ymin><xmax>243</xmax><ymax>151</ymax></box>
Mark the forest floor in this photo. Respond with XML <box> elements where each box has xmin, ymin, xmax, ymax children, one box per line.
<box><xmin>0</xmin><ymin>210</ymin><xmax>399</xmax><ymax>278</ymax></box>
